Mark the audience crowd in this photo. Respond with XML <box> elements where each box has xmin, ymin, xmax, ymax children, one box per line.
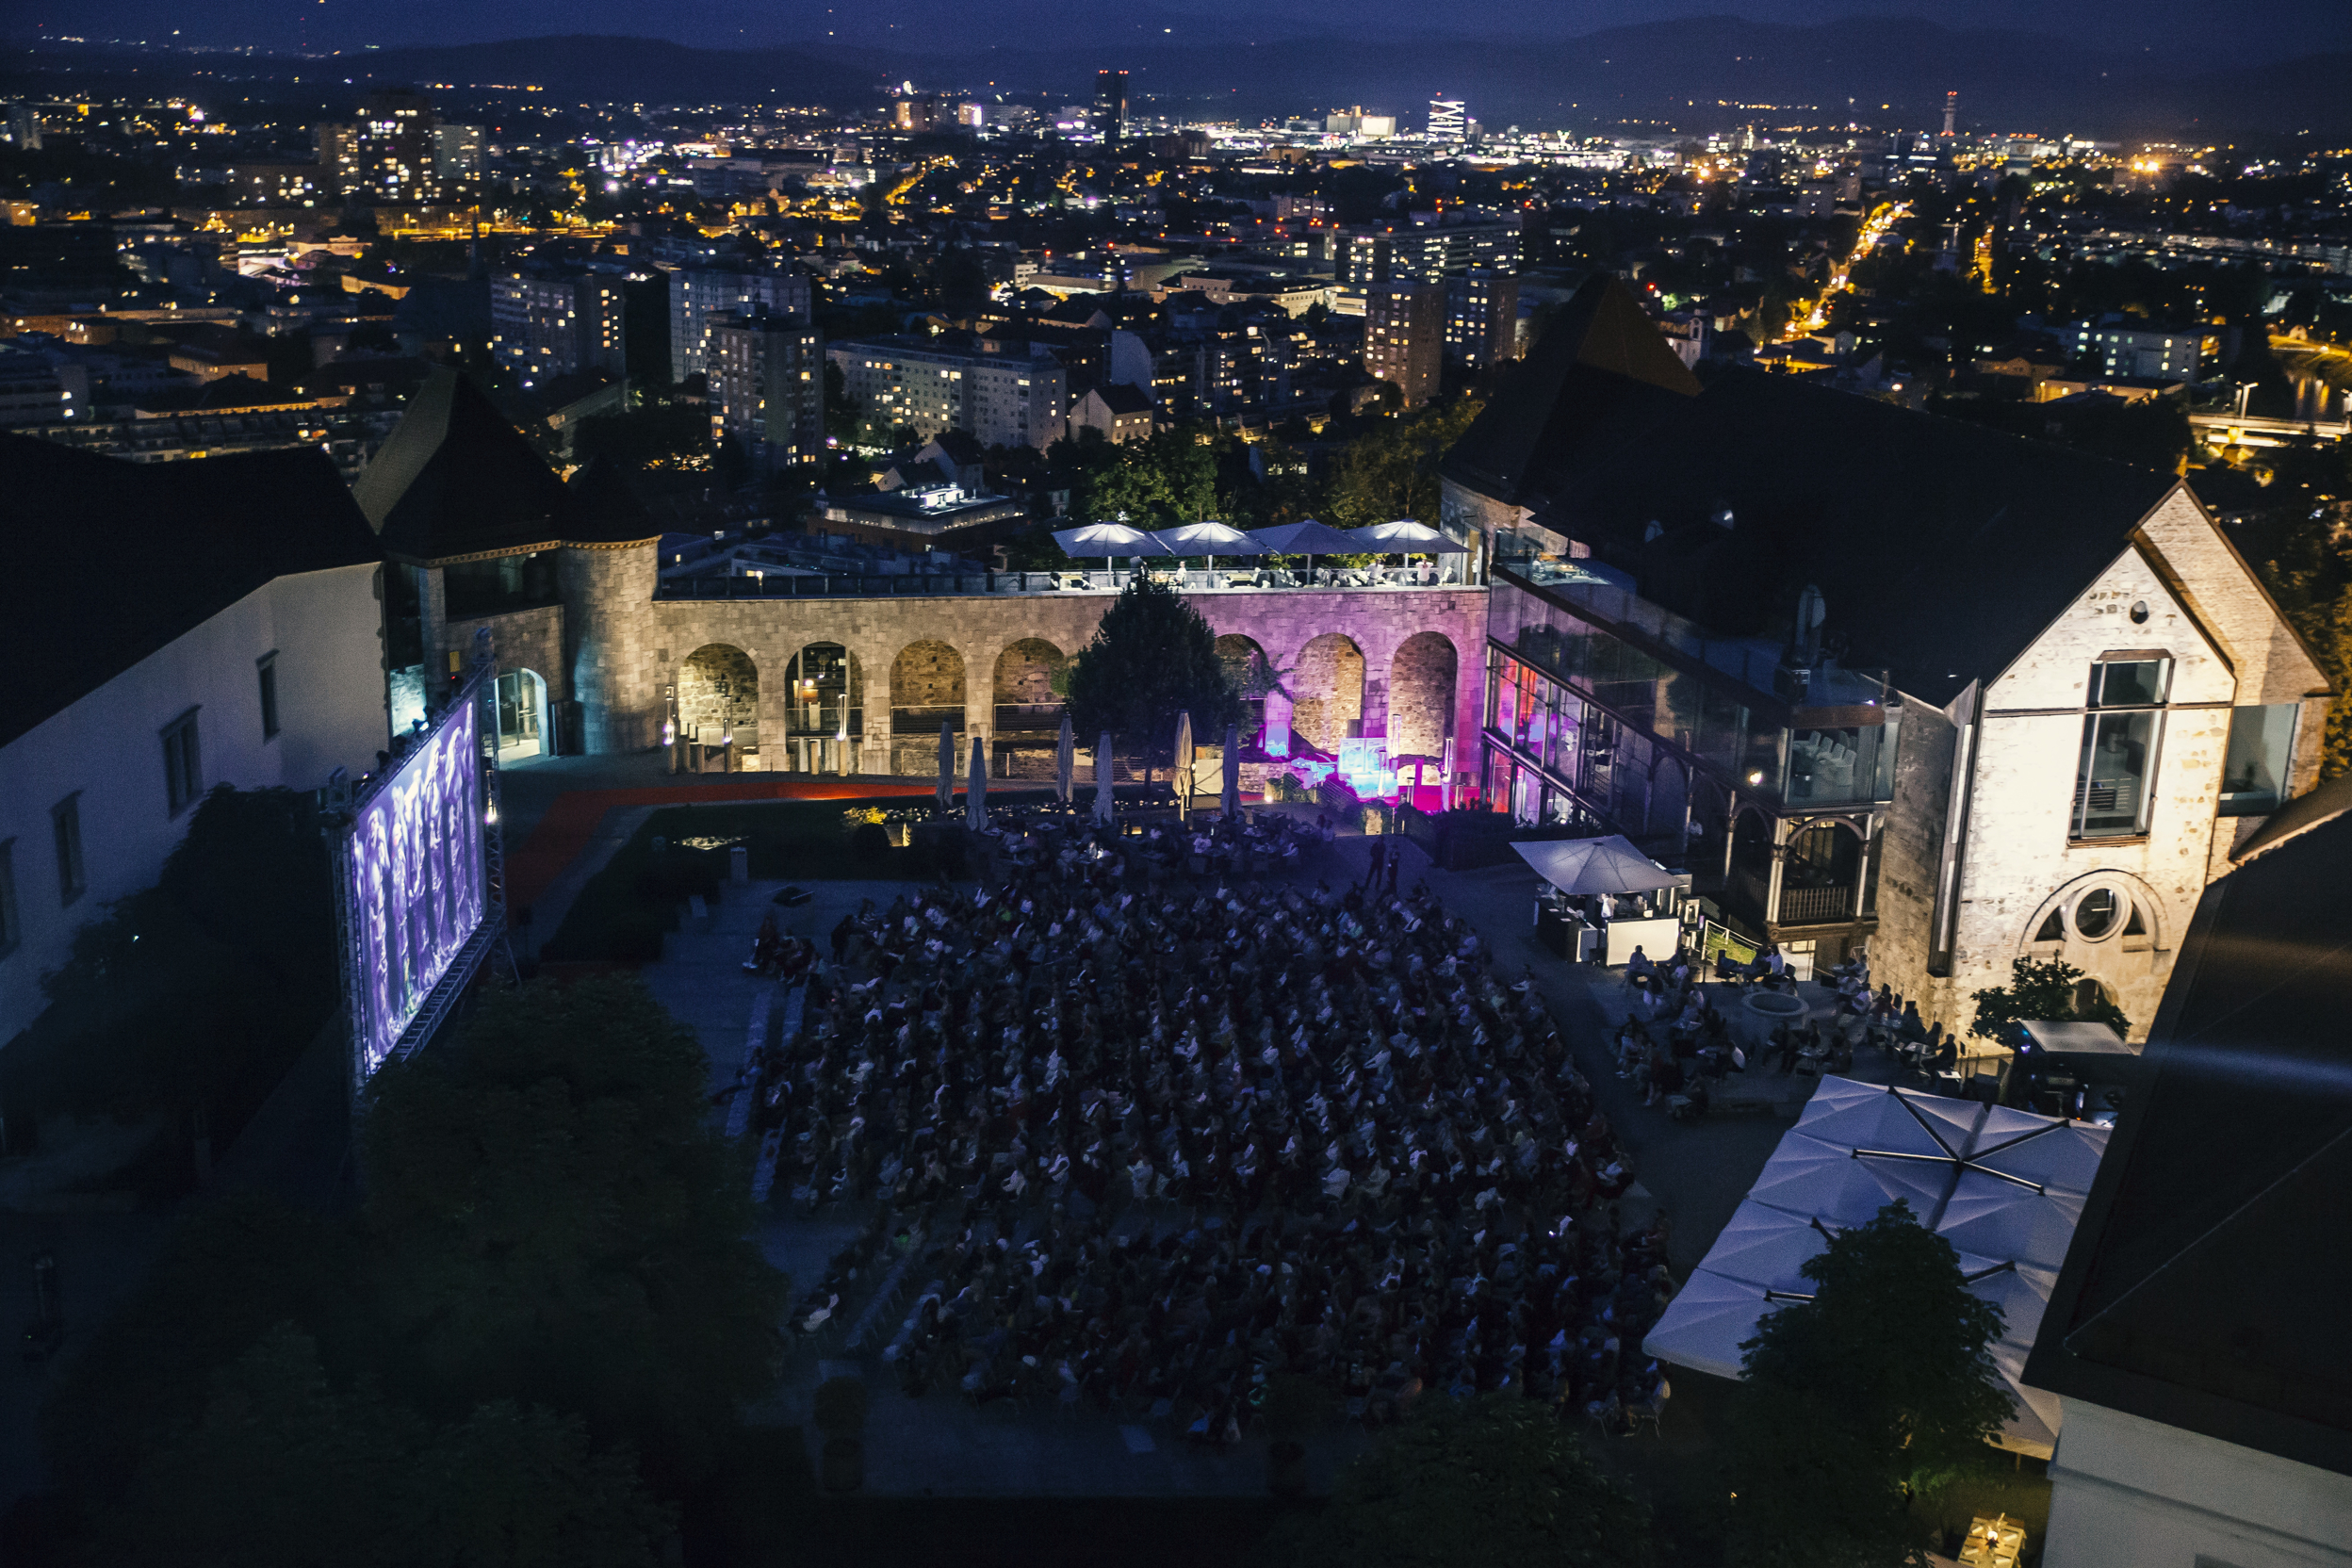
<box><xmin>736</xmin><ymin>813</ymin><xmax>1676</xmax><ymax>1442</ymax></box>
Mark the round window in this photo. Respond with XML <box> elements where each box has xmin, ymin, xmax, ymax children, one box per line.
<box><xmin>2129</xmin><ymin>600</ymin><xmax>2150</xmax><ymax>625</ymax></box>
<box><xmin>2073</xmin><ymin>888</ymin><xmax>2121</xmax><ymax>940</ymax></box>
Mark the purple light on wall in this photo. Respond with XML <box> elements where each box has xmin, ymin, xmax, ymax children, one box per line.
<box><xmin>347</xmin><ymin>698</ymin><xmax>486</xmax><ymax>1078</ymax></box>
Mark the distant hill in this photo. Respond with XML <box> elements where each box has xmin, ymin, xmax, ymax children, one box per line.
<box><xmin>9</xmin><ymin>19</ymin><xmax>2348</xmax><ymax>139</ymax></box>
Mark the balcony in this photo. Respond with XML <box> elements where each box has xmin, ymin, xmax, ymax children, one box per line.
<box><xmin>1777</xmin><ymin>884</ymin><xmax>1859</xmax><ymax>927</ymax></box>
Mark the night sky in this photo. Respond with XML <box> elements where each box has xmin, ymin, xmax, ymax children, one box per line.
<box><xmin>20</xmin><ymin>0</ymin><xmax>2352</xmax><ymax>66</ymax></box>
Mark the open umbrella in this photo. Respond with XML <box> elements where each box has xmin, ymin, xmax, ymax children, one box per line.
<box><xmin>1510</xmin><ymin>835</ymin><xmax>1680</xmax><ymax>896</ymax></box>
<box><xmin>1221</xmin><ymin>719</ymin><xmax>1241</xmax><ymax>818</ymax></box>
<box><xmin>1054</xmin><ymin>522</ymin><xmax>1171</xmax><ymax>558</ymax></box>
<box><xmin>1173</xmin><ymin>710</ymin><xmax>1194</xmax><ymax>820</ymax></box>
<box><xmin>1152</xmin><ymin>520</ymin><xmax>1257</xmax><ymax>558</ymax></box>
<box><xmin>1247</xmin><ymin>518</ymin><xmax>1362</xmax><ymax>583</ymax></box>
<box><xmin>1055</xmin><ymin>711</ymin><xmax>1075</xmax><ymax>805</ymax></box>
<box><xmin>1094</xmin><ymin>731</ymin><xmax>1115</xmax><ymax>826</ymax></box>
<box><xmin>936</xmin><ymin>720</ymin><xmax>954</xmax><ymax>814</ymax></box>
<box><xmin>1351</xmin><ymin>518</ymin><xmax>1466</xmax><ymax>553</ymax></box>
<box><xmin>967</xmin><ymin>735</ymin><xmax>988</xmax><ymax>833</ymax></box>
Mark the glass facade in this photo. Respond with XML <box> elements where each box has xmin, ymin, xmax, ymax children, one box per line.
<box><xmin>2218</xmin><ymin>703</ymin><xmax>2296</xmax><ymax>816</ymax></box>
<box><xmin>1482</xmin><ymin>577</ymin><xmax>1899</xmax><ymax>841</ymax></box>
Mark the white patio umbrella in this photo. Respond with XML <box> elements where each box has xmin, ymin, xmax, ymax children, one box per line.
<box><xmin>966</xmin><ymin>734</ymin><xmax>988</xmax><ymax>833</ymax></box>
<box><xmin>1172</xmin><ymin>710</ymin><xmax>1194</xmax><ymax>820</ymax></box>
<box><xmin>1221</xmin><ymin>719</ymin><xmax>1240</xmax><ymax>818</ymax></box>
<box><xmin>1055</xmin><ymin>711</ymin><xmax>1075</xmax><ymax>806</ymax></box>
<box><xmin>1351</xmin><ymin>518</ymin><xmax>1467</xmax><ymax>553</ymax></box>
<box><xmin>1247</xmin><ymin>519</ymin><xmax>1362</xmax><ymax>580</ymax></box>
<box><xmin>1642</xmin><ymin>1077</ymin><xmax>2112</xmax><ymax>1459</ymax></box>
<box><xmin>1054</xmin><ymin>521</ymin><xmax>1172</xmax><ymax>558</ymax></box>
<box><xmin>1510</xmin><ymin>835</ymin><xmax>1681</xmax><ymax>896</ymax></box>
<box><xmin>1094</xmin><ymin>730</ymin><xmax>1115</xmax><ymax>826</ymax></box>
<box><xmin>1152</xmin><ymin>520</ymin><xmax>1258</xmax><ymax>561</ymax></box>
<box><xmin>936</xmin><ymin>720</ymin><xmax>954</xmax><ymax>813</ymax></box>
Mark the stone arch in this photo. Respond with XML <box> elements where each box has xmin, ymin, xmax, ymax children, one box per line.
<box><xmin>890</xmin><ymin>638</ymin><xmax>966</xmax><ymax>722</ymax></box>
<box><xmin>678</xmin><ymin>645</ymin><xmax>759</xmax><ymax>751</ymax></box>
<box><xmin>992</xmin><ymin>637</ymin><xmax>1066</xmax><ymax>709</ymax></box>
<box><xmin>1214</xmin><ymin>633</ymin><xmax>1272</xmax><ymax>698</ymax></box>
<box><xmin>1387</xmin><ymin>631</ymin><xmax>1458</xmax><ymax>761</ymax></box>
<box><xmin>1290</xmin><ymin>633</ymin><xmax>1364</xmax><ymax>756</ymax></box>
<box><xmin>495</xmin><ymin>667</ymin><xmax>549</xmax><ymax>760</ymax></box>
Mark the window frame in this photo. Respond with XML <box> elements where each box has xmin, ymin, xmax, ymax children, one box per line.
<box><xmin>52</xmin><ymin>794</ymin><xmax>85</xmax><ymax>906</ymax></box>
<box><xmin>2071</xmin><ymin>655</ymin><xmax>2169</xmax><ymax>842</ymax></box>
<box><xmin>257</xmin><ymin>650</ymin><xmax>281</xmax><ymax>741</ymax></box>
<box><xmin>161</xmin><ymin>707</ymin><xmax>204</xmax><ymax>818</ymax></box>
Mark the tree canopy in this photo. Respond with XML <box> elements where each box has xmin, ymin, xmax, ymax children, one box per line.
<box><xmin>1268</xmin><ymin>1393</ymin><xmax>1653</xmax><ymax>1568</ymax></box>
<box><xmin>1062</xmin><ymin>578</ymin><xmax>1241</xmax><ymax>773</ymax></box>
<box><xmin>1968</xmin><ymin>955</ymin><xmax>2130</xmax><ymax>1043</ymax></box>
<box><xmin>37</xmin><ymin>976</ymin><xmax>790</xmax><ymax>1561</ymax></box>
<box><xmin>1727</xmin><ymin>1201</ymin><xmax>2013</xmax><ymax>1568</ymax></box>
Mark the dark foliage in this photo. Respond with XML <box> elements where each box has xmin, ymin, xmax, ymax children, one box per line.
<box><xmin>1266</xmin><ymin>1393</ymin><xmax>1653</xmax><ymax>1568</ymax></box>
<box><xmin>1727</xmin><ymin>1202</ymin><xmax>2013</xmax><ymax>1568</ymax></box>
<box><xmin>1062</xmin><ymin>579</ymin><xmax>1242</xmax><ymax>774</ymax></box>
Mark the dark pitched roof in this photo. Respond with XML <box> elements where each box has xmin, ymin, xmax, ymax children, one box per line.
<box><xmin>1544</xmin><ymin>368</ymin><xmax>2178</xmax><ymax>707</ymax></box>
<box><xmin>351</xmin><ymin>368</ymin><xmax>573</xmax><ymax>563</ymax></box>
<box><xmin>0</xmin><ymin>434</ymin><xmax>383</xmax><ymax>749</ymax></box>
<box><xmin>923</xmin><ymin>428</ymin><xmax>988</xmax><ymax>466</ymax></box>
<box><xmin>1086</xmin><ymin>382</ymin><xmax>1153</xmax><ymax>416</ymax></box>
<box><xmin>2022</xmin><ymin>806</ymin><xmax>2352</xmax><ymax>1476</ymax></box>
<box><xmin>2230</xmin><ymin>770</ymin><xmax>2352</xmax><ymax>865</ymax></box>
<box><xmin>563</xmin><ymin>454</ymin><xmax>660</xmax><ymax>546</ymax></box>
<box><xmin>1442</xmin><ymin>274</ymin><xmax>1701</xmax><ymax>504</ymax></box>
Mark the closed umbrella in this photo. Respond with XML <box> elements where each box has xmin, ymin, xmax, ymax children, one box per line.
<box><xmin>1172</xmin><ymin>710</ymin><xmax>1194</xmax><ymax>820</ymax></box>
<box><xmin>936</xmin><ymin>721</ymin><xmax>954</xmax><ymax>814</ymax></box>
<box><xmin>1221</xmin><ymin>720</ymin><xmax>1241</xmax><ymax>818</ymax></box>
<box><xmin>1351</xmin><ymin>518</ymin><xmax>1466</xmax><ymax>553</ymax></box>
<box><xmin>1094</xmin><ymin>731</ymin><xmax>1116</xmax><ymax>826</ymax></box>
<box><xmin>1055</xmin><ymin>711</ymin><xmax>1075</xmax><ymax>805</ymax></box>
<box><xmin>967</xmin><ymin>735</ymin><xmax>988</xmax><ymax>833</ymax></box>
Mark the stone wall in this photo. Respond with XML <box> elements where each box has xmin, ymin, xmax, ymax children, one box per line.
<box><xmin>1389</xmin><ymin>630</ymin><xmax>1460</xmax><ymax>760</ymax></box>
<box><xmin>561</xmin><ymin>541</ymin><xmax>662</xmax><ymax>753</ymax></box>
<box><xmin>1291</xmin><ymin>634</ymin><xmax>1366</xmax><ymax>752</ymax></box>
<box><xmin>615</xmin><ymin>586</ymin><xmax>1489</xmax><ymax>783</ymax></box>
<box><xmin>890</xmin><ymin>639</ymin><xmax>967</xmax><ymax>710</ymax></box>
<box><xmin>1870</xmin><ymin>696</ymin><xmax>1960</xmax><ymax>1033</ymax></box>
<box><xmin>993</xmin><ymin>638</ymin><xmax>1066</xmax><ymax>706</ymax></box>
<box><xmin>445</xmin><ymin>603</ymin><xmax>567</xmax><ymax>701</ymax></box>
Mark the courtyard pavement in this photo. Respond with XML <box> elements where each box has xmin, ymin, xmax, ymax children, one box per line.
<box><xmin>627</xmin><ymin>803</ymin><xmax>1912</xmax><ymax>1495</ymax></box>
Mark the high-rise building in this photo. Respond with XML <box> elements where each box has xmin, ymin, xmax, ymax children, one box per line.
<box><xmin>1094</xmin><ymin>71</ymin><xmax>1129</xmax><ymax>139</ymax></box>
<box><xmin>1444</xmin><ymin>270</ymin><xmax>1519</xmax><ymax>369</ymax></box>
<box><xmin>1364</xmin><ymin>279</ymin><xmax>1445</xmax><ymax>408</ymax></box>
<box><xmin>1427</xmin><ymin>97</ymin><xmax>1467</xmax><ymax>143</ymax></box>
<box><xmin>711</xmin><ymin>309</ymin><xmax>824</xmax><ymax>476</ymax></box>
<box><xmin>1334</xmin><ymin>221</ymin><xmax>1517</xmax><ymax>288</ymax></box>
<box><xmin>1942</xmin><ymin>90</ymin><xmax>1958</xmax><ymax>138</ymax></box>
<box><xmin>490</xmin><ymin>267</ymin><xmax>627</xmax><ymax>388</ymax></box>
<box><xmin>317</xmin><ymin>89</ymin><xmax>481</xmax><ymax>200</ymax></box>
<box><xmin>668</xmin><ymin>261</ymin><xmax>811</xmax><ymax>386</ymax></box>
<box><xmin>830</xmin><ymin>336</ymin><xmax>1067</xmax><ymax>450</ymax></box>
